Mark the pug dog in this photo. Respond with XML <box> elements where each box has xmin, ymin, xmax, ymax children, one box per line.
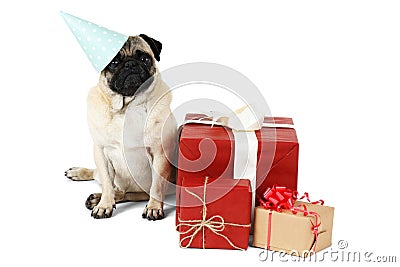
<box><xmin>65</xmin><ymin>34</ymin><xmax>177</xmax><ymax>220</ymax></box>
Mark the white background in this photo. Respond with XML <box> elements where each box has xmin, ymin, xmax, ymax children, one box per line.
<box><xmin>1</xmin><ymin>0</ymin><xmax>399</xmax><ymax>266</ymax></box>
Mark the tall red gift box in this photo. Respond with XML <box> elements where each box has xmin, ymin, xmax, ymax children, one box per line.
<box><xmin>176</xmin><ymin>177</ymin><xmax>251</xmax><ymax>250</ymax></box>
<box><xmin>176</xmin><ymin>114</ymin><xmax>299</xmax><ymax>225</ymax></box>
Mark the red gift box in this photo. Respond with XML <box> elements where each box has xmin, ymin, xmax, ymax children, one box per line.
<box><xmin>176</xmin><ymin>177</ymin><xmax>251</xmax><ymax>250</ymax></box>
<box><xmin>176</xmin><ymin>114</ymin><xmax>299</xmax><ymax>225</ymax></box>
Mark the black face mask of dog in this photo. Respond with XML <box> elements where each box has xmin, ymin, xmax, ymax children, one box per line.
<box><xmin>102</xmin><ymin>34</ymin><xmax>162</xmax><ymax>97</ymax></box>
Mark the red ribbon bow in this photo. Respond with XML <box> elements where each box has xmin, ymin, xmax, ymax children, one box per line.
<box><xmin>259</xmin><ymin>185</ymin><xmax>297</xmax><ymax>212</ymax></box>
<box><xmin>259</xmin><ymin>185</ymin><xmax>323</xmax><ymax>252</ymax></box>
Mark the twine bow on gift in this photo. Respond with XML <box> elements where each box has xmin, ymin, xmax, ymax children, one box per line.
<box><xmin>258</xmin><ymin>185</ymin><xmax>323</xmax><ymax>252</ymax></box>
<box><xmin>176</xmin><ymin>177</ymin><xmax>251</xmax><ymax>251</ymax></box>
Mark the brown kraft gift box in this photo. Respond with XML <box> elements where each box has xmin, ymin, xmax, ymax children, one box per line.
<box><xmin>252</xmin><ymin>201</ymin><xmax>334</xmax><ymax>257</ymax></box>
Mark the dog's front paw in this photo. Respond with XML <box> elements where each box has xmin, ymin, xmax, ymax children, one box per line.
<box><xmin>85</xmin><ymin>193</ymin><xmax>101</xmax><ymax>210</ymax></box>
<box><xmin>142</xmin><ymin>198</ymin><xmax>164</xmax><ymax>220</ymax></box>
<box><xmin>91</xmin><ymin>199</ymin><xmax>116</xmax><ymax>219</ymax></box>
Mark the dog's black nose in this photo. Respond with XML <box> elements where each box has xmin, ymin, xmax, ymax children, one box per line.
<box><xmin>124</xmin><ymin>61</ymin><xmax>142</xmax><ymax>73</ymax></box>
<box><xmin>124</xmin><ymin>61</ymin><xmax>135</xmax><ymax>68</ymax></box>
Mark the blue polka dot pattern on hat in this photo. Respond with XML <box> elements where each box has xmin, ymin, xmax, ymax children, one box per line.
<box><xmin>60</xmin><ymin>11</ymin><xmax>128</xmax><ymax>73</ymax></box>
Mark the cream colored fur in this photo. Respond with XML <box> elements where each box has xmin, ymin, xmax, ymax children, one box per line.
<box><xmin>66</xmin><ymin>36</ymin><xmax>176</xmax><ymax>219</ymax></box>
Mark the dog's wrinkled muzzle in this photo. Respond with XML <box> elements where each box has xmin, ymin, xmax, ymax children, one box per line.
<box><xmin>112</xmin><ymin>60</ymin><xmax>151</xmax><ymax>96</ymax></box>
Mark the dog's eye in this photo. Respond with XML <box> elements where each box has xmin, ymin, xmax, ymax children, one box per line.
<box><xmin>140</xmin><ymin>55</ymin><xmax>151</xmax><ymax>65</ymax></box>
<box><xmin>108</xmin><ymin>60</ymin><xmax>120</xmax><ymax>70</ymax></box>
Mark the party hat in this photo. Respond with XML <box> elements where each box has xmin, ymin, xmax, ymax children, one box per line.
<box><xmin>60</xmin><ymin>11</ymin><xmax>128</xmax><ymax>72</ymax></box>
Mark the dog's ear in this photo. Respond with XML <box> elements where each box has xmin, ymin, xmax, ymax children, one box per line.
<box><xmin>139</xmin><ymin>34</ymin><xmax>162</xmax><ymax>61</ymax></box>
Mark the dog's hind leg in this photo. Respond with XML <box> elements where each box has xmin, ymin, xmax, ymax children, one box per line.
<box><xmin>85</xmin><ymin>191</ymin><xmax>149</xmax><ymax>210</ymax></box>
<box><xmin>65</xmin><ymin>167</ymin><xmax>95</xmax><ymax>181</ymax></box>
<box><xmin>121</xmin><ymin>192</ymin><xmax>150</xmax><ymax>202</ymax></box>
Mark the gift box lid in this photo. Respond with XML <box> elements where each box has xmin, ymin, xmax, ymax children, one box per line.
<box><xmin>179</xmin><ymin>177</ymin><xmax>251</xmax><ymax>207</ymax></box>
<box><xmin>181</xmin><ymin>114</ymin><xmax>298</xmax><ymax>143</ymax></box>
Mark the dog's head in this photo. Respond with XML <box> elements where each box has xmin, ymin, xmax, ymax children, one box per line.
<box><xmin>100</xmin><ymin>34</ymin><xmax>162</xmax><ymax>97</ymax></box>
